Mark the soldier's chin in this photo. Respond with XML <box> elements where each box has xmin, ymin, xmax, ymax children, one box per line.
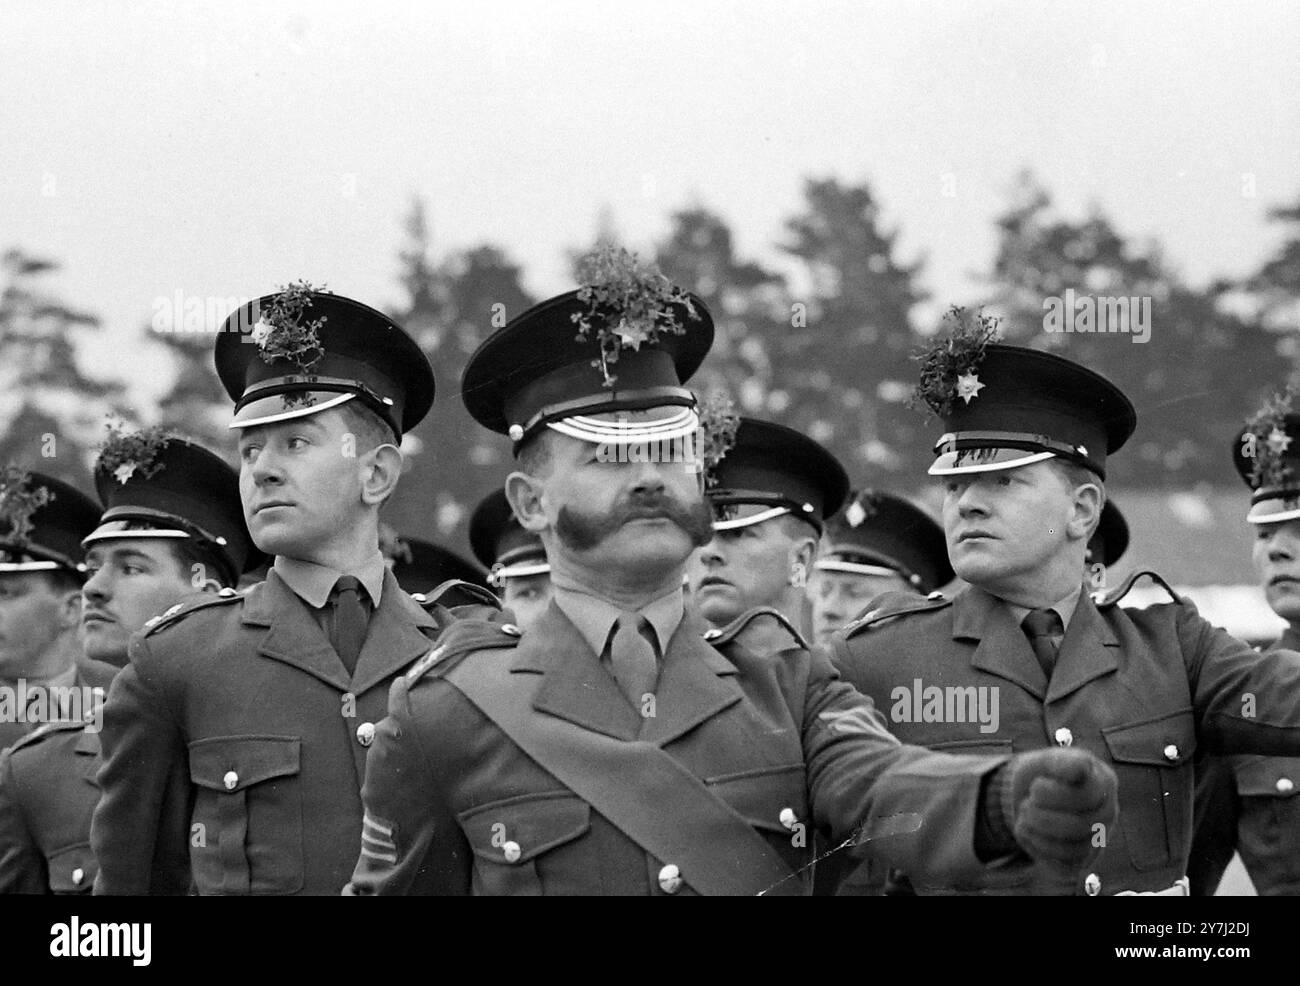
<box><xmin>1265</xmin><ymin>584</ymin><xmax>1300</xmax><ymax>622</ymax></box>
<box><xmin>697</xmin><ymin>590</ymin><xmax>739</xmax><ymax>626</ymax></box>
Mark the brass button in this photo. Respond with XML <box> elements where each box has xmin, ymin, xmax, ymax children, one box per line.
<box><xmin>658</xmin><ymin>863</ymin><xmax>683</xmax><ymax>894</ymax></box>
<box><xmin>502</xmin><ymin>840</ymin><xmax>521</xmax><ymax>863</ymax></box>
<box><xmin>500</xmin><ymin>623</ymin><xmax>521</xmax><ymax>637</ymax></box>
<box><xmin>1163</xmin><ymin>744</ymin><xmax>1179</xmax><ymax>762</ymax></box>
<box><xmin>1084</xmin><ymin>872</ymin><xmax>1101</xmax><ymax>896</ymax></box>
<box><xmin>1278</xmin><ymin>777</ymin><xmax>1295</xmax><ymax>794</ymax></box>
<box><xmin>1054</xmin><ymin>727</ymin><xmax>1073</xmax><ymax>747</ymax></box>
<box><xmin>356</xmin><ymin>722</ymin><xmax>375</xmax><ymax>747</ymax></box>
<box><xmin>72</xmin><ymin>867</ymin><xmax>85</xmax><ymax>885</ymax></box>
<box><xmin>778</xmin><ymin>808</ymin><xmax>798</xmax><ymax>830</ymax></box>
<box><xmin>703</xmin><ymin>629</ymin><xmax>721</xmax><ymax>641</ymax></box>
<box><xmin>223</xmin><ymin>770</ymin><xmax>238</xmax><ymax>791</ymax></box>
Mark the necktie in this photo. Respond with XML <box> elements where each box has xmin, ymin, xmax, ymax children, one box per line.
<box><xmin>609</xmin><ymin>612</ymin><xmax>659</xmax><ymax>709</ymax></box>
<box><xmin>330</xmin><ymin>576</ymin><xmax>370</xmax><ymax>676</ymax></box>
<box><xmin>1021</xmin><ymin>608</ymin><xmax>1063</xmax><ymax>680</ymax></box>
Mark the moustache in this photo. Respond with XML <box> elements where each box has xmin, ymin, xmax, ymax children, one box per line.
<box><xmin>555</xmin><ymin>492</ymin><xmax>714</xmax><ymax>552</ymax></box>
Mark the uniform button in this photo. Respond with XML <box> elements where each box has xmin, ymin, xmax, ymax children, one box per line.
<box><xmin>1163</xmin><ymin>744</ymin><xmax>1179</xmax><ymax>762</ymax></box>
<box><xmin>500</xmin><ymin>623</ymin><xmax>522</xmax><ymax>637</ymax></box>
<box><xmin>1054</xmin><ymin>727</ymin><xmax>1073</xmax><ymax>747</ymax></box>
<box><xmin>703</xmin><ymin>628</ymin><xmax>721</xmax><ymax>641</ymax></box>
<box><xmin>502</xmin><ymin>840</ymin><xmax>521</xmax><ymax>863</ymax></box>
<box><xmin>1278</xmin><ymin>778</ymin><xmax>1295</xmax><ymax>794</ymax></box>
<box><xmin>223</xmin><ymin>770</ymin><xmax>238</xmax><ymax>791</ymax></box>
<box><xmin>778</xmin><ymin>808</ymin><xmax>798</xmax><ymax>830</ymax></box>
<box><xmin>356</xmin><ymin>722</ymin><xmax>375</xmax><ymax>747</ymax></box>
<box><xmin>72</xmin><ymin>867</ymin><xmax>85</xmax><ymax>885</ymax></box>
<box><xmin>1084</xmin><ymin>873</ymin><xmax>1101</xmax><ymax>896</ymax></box>
<box><xmin>658</xmin><ymin>863</ymin><xmax>683</xmax><ymax>894</ymax></box>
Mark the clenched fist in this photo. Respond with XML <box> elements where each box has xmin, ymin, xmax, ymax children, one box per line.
<box><xmin>1003</xmin><ymin>747</ymin><xmax>1117</xmax><ymax>869</ymax></box>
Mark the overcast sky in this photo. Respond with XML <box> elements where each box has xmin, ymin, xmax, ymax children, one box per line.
<box><xmin>3</xmin><ymin>0</ymin><xmax>1297</xmax><ymax>407</ymax></box>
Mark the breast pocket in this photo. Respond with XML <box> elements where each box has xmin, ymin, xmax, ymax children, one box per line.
<box><xmin>707</xmin><ymin>763</ymin><xmax>812</xmax><ymax>884</ymax></box>
<box><xmin>1102</xmin><ymin>710</ymin><xmax>1196</xmax><ymax>872</ymax></box>
<box><xmin>458</xmin><ymin>792</ymin><xmax>591</xmax><ymax>896</ymax></box>
<box><xmin>1234</xmin><ymin>757</ymin><xmax>1300</xmax><ymax>870</ymax></box>
<box><xmin>46</xmin><ymin>843</ymin><xmax>96</xmax><ymax>894</ymax></box>
<box><xmin>188</xmin><ymin>735</ymin><xmax>303</xmax><ymax>895</ymax></box>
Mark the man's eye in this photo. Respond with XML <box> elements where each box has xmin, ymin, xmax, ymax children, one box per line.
<box><xmin>287</xmin><ymin>436</ymin><xmax>309</xmax><ymax>450</ymax></box>
<box><xmin>240</xmin><ymin>445</ymin><xmax>261</xmax><ymax>461</ymax></box>
<box><xmin>997</xmin><ymin>474</ymin><xmax>1012</xmax><ymax>486</ymax></box>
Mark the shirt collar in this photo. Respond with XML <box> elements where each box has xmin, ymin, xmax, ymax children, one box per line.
<box><xmin>273</xmin><ymin>553</ymin><xmax>386</xmax><ymax>610</ymax></box>
<box><xmin>551</xmin><ymin>580</ymin><xmax>685</xmax><ymax>656</ymax></box>
<box><xmin>1004</xmin><ymin>582</ymin><xmax>1085</xmax><ymax>633</ymax></box>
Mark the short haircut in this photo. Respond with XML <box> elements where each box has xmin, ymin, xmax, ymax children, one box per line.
<box><xmin>777</xmin><ymin>513</ymin><xmax>821</xmax><ymax>555</ymax></box>
<box><xmin>171</xmin><ymin>538</ymin><xmax>238</xmax><ymax>590</ymax></box>
<box><xmin>1049</xmin><ymin>458</ymin><xmax>1106</xmax><ymax>538</ymax></box>
<box><xmin>339</xmin><ymin>401</ymin><xmax>396</xmax><ymax>454</ymax></box>
<box><xmin>516</xmin><ymin>431</ymin><xmax>554</xmax><ymax>477</ymax></box>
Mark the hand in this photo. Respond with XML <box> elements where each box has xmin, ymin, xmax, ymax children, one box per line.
<box><xmin>1005</xmin><ymin>748</ymin><xmax>1117</xmax><ymax>870</ymax></box>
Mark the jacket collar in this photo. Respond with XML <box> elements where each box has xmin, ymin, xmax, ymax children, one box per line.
<box><xmin>244</xmin><ymin>569</ymin><xmax>437</xmax><ymax>692</ymax></box>
<box><xmin>513</xmin><ymin>601</ymin><xmax>740</xmax><ymax>745</ymax></box>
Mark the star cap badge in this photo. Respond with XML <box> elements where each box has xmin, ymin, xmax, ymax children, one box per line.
<box><xmin>113</xmin><ymin>463</ymin><xmax>137</xmax><ymax>485</ymax></box>
<box><xmin>955</xmin><ymin>371</ymin><xmax>985</xmax><ymax>404</ymax></box>
<box><xmin>1268</xmin><ymin>426</ymin><xmax>1293</xmax><ymax>456</ymax></box>
<box><xmin>845</xmin><ymin>499</ymin><xmax>867</xmax><ymax>528</ymax></box>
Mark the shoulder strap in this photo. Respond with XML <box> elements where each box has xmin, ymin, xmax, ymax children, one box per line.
<box><xmin>444</xmin><ymin>658</ymin><xmax>802</xmax><ymax>896</ymax></box>
<box><xmin>1097</xmin><ymin>569</ymin><xmax>1182</xmax><ymax>608</ymax></box>
<box><xmin>412</xmin><ymin>579</ymin><xmax>502</xmax><ymax>611</ymax></box>
<box><xmin>703</xmin><ymin>606</ymin><xmax>808</xmax><ymax>650</ymax></box>
<box><xmin>844</xmin><ymin>589</ymin><xmax>951</xmax><ymax>638</ymax></box>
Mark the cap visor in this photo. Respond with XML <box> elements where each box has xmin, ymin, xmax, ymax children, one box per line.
<box><xmin>928</xmin><ymin>448</ymin><xmax>1056</xmax><ymax>476</ymax></box>
<box><xmin>229</xmin><ymin>392</ymin><xmax>355</xmax><ymax>430</ymax></box>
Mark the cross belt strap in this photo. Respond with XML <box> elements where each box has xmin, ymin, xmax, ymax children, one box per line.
<box><xmin>444</xmin><ymin>660</ymin><xmax>802</xmax><ymax>896</ymax></box>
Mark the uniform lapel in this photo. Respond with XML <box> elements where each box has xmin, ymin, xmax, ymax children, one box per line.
<box><xmin>960</xmin><ymin>585</ymin><xmax>1049</xmax><ymax>700</ymax></box>
<box><xmin>515</xmin><ymin>602</ymin><xmax>643</xmax><ymax>742</ymax></box>
<box><xmin>246</xmin><ymin>572</ymin><xmax>352</xmax><ymax>692</ymax></box>
<box><xmin>349</xmin><ymin>570</ymin><xmax>440</xmax><ymax>695</ymax></box>
<box><xmin>1044</xmin><ymin>591</ymin><xmax>1120</xmax><ymax>704</ymax></box>
<box><xmin>639</xmin><ymin>611</ymin><xmax>742</xmax><ymax>748</ymax></box>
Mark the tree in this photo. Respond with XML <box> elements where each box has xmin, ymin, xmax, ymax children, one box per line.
<box><xmin>777</xmin><ymin>177</ymin><xmax>930</xmax><ymax>480</ymax></box>
<box><xmin>0</xmin><ymin>248</ymin><xmax>127</xmax><ymax>485</ymax></box>
<box><xmin>383</xmin><ymin>200</ymin><xmax>536</xmax><ymax>550</ymax></box>
<box><xmin>983</xmin><ymin>171</ymin><xmax>1286</xmax><ymax>487</ymax></box>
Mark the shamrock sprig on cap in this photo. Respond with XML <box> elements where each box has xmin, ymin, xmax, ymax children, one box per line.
<box><xmin>97</xmin><ymin>423</ymin><xmax>175</xmax><ymax>485</ymax></box>
<box><xmin>911</xmin><ymin>306</ymin><xmax>1001</xmax><ymax>418</ymax></box>
<box><xmin>572</xmin><ymin>244</ymin><xmax>700</xmax><ymax>387</ymax></box>
<box><xmin>695</xmin><ymin>391</ymin><xmax>740</xmax><ymax>488</ymax></box>
<box><xmin>252</xmin><ymin>280</ymin><xmax>329</xmax><ymax>374</ymax></box>
<box><xmin>1242</xmin><ymin>389</ymin><xmax>1296</xmax><ymax>490</ymax></box>
<box><xmin>0</xmin><ymin>465</ymin><xmax>52</xmax><ymax>546</ymax></box>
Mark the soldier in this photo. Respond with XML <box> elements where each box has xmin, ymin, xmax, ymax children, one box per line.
<box><xmin>379</xmin><ymin>523</ymin><xmax>497</xmax><ymax>610</ymax></box>
<box><xmin>687</xmin><ymin>413</ymin><xmax>848</xmax><ymax>649</ymax></box>
<box><xmin>0</xmin><ymin>430</ymin><xmax>257</xmax><ymax>893</ymax></box>
<box><xmin>831</xmin><ymin>317</ymin><xmax>1300</xmax><ymax>895</ymax></box>
<box><xmin>0</xmin><ymin>467</ymin><xmax>111</xmax><ymax>752</ymax></box>
<box><xmin>346</xmin><ymin>248</ymin><xmax>1117</xmax><ymax>896</ymax></box>
<box><xmin>469</xmin><ymin>488</ymin><xmax>552</xmax><ymax>632</ymax></box>
<box><xmin>90</xmin><ymin>285</ymin><xmax>459</xmax><ymax>895</ymax></box>
<box><xmin>1188</xmin><ymin>398</ymin><xmax>1300</xmax><ymax>896</ymax></box>
<box><xmin>808</xmin><ymin>490</ymin><xmax>953</xmax><ymax>647</ymax></box>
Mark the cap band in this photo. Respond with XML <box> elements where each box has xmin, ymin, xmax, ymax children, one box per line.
<box><xmin>83</xmin><ymin>506</ymin><xmax>230</xmax><ymax>549</ymax></box>
<box><xmin>1247</xmin><ymin>487</ymin><xmax>1300</xmax><ymax>525</ymax></box>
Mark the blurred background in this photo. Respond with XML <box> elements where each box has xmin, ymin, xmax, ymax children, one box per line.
<box><xmin>1</xmin><ymin>0</ymin><xmax>1297</xmax><ymax>655</ymax></box>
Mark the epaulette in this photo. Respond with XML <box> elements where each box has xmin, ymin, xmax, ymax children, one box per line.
<box><xmin>142</xmin><ymin>588</ymin><xmax>242</xmax><ymax>636</ymax></box>
<box><xmin>4</xmin><ymin>717</ymin><xmax>89</xmax><ymax>755</ymax></box>
<box><xmin>404</xmin><ymin>618</ymin><xmax>523</xmax><ymax>685</ymax></box>
<box><xmin>1096</xmin><ymin>569</ymin><xmax>1182</xmax><ymax>608</ymax></box>
<box><xmin>702</xmin><ymin>607</ymin><xmax>808</xmax><ymax>650</ymax></box>
<box><xmin>843</xmin><ymin>589</ymin><xmax>951</xmax><ymax>637</ymax></box>
<box><xmin>411</xmin><ymin>579</ymin><xmax>502</xmax><ymax>611</ymax></box>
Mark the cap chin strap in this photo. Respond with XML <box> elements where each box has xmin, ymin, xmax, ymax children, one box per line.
<box><xmin>229</xmin><ymin>391</ymin><xmax>356</xmax><ymax>430</ymax></box>
<box><xmin>710</xmin><ymin>505</ymin><xmax>791</xmax><ymax>531</ymax></box>
<box><xmin>928</xmin><ymin>450</ymin><xmax>1056</xmax><ymax>476</ymax></box>
<box><xmin>489</xmin><ymin>560</ymin><xmax>552</xmax><ymax>587</ymax></box>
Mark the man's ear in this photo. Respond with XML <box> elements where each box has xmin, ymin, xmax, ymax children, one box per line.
<box><xmin>505</xmin><ymin>472</ymin><xmax>549</xmax><ymax>534</ymax></box>
<box><xmin>790</xmin><ymin>533</ymin><xmax>818</xmax><ymax>572</ymax></box>
<box><xmin>1068</xmin><ymin>482</ymin><xmax>1103</xmax><ymax>543</ymax></box>
<box><xmin>360</xmin><ymin>444</ymin><xmax>403</xmax><ymax>506</ymax></box>
<box><xmin>59</xmin><ymin>588</ymin><xmax>83</xmax><ymax>630</ymax></box>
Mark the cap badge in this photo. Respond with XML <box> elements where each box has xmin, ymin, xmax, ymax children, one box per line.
<box><xmin>911</xmin><ymin>306</ymin><xmax>1001</xmax><ymax>418</ymax></box>
<box><xmin>955</xmin><ymin>371</ymin><xmax>985</xmax><ymax>405</ymax></box>
<box><xmin>250</xmin><ymin>281</ymin><xmax>330</xmax><ymax>411</ymax></box>
<box><xmin>1242</xmin><ymin>389</ymin><xmax>1296</xmax><ymax>489</ymax></box>
<box><xmin>98</xmin><ymin>424</ymin><xmax>173</xmax><ymax>485</ymax></box>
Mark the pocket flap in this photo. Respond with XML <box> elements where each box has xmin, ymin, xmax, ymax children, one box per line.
<box><xmin>1234</xmin><ymin>756</ymin><xmax>1300</xmax><ymax>798</ymax></box>
<box><xmin>1102</xmin><ymin>710</ymin><xmax>1196</xmax><ymax>767</ymax></box>
<box><xmin>47</xmin><ymin>842</ymin><xmax>96</xmax><ymax>893</ymax></box>
<box><xmin>188</xmin><ymin>735</ymin><xmax>301</xmax><ymax>792</ymax></box>
<box><xmin>459</xmin><ymin>792</ymin><xmax>590</xmax><ymax>864</ymax></box>
<box><xmin>706</xmin><ymin>763</ymin><xmax>807</xmax><ymax>834</ymax></box>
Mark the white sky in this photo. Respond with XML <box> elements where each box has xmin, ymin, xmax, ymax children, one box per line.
<box><xmin>3</xmin><ymin>0</ymin><xmax>1298</xmax><ymax>409</ymax></box>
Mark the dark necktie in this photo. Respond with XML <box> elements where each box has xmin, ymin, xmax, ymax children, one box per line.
<box><xmin>1021</xmin><ymin>608</ymin><xmax>1063</xmax><ymax>680</ymax></box>
<box><xmin>609</xmin><ymin>612</ymin><xmax>659</xmax><ymax>709</ymax></box>
<box><xmin>330</xmin><ymin>576</ymin><xmax>370</xmax><ymax>676</ymax></box>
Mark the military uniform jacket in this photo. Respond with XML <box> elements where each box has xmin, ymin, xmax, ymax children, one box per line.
<box><xmin>830</xmin><ymin>581</ymin><xmax>1300</xmax><ymax>895</ymax></box>
<box><xmin>1188</xmin><ymin>627</ymin><xmax>1300</xmax><ymax>896</ymax></box>
<box><xmin>90</xmin><ymin>570</ymin><xmax>453</xmax><ymax>895</ymax></box>
<box><xmin>0</xmin><ymin>660</ymin><xmax>116</xmax><ymax>753</ymax></box>
<box><xmin>0</xmin><ymin>720</ymin><xmax>103</xmax><ymax>893</ymax></box>
<box><xmin>346</xmin><ymin>601</ymin><xmax>1016</xmax><ymax>896</ymax></box>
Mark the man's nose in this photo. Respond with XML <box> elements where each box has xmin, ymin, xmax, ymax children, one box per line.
<box><xmin>628</xmin><ymin>459</ymin><xmax>667</xmax><ymax>497</ymax></box>
<box><xmin>82</xmin><ymin>568</ymin><xmax>109</xmax><ymax>603</ymax></box>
